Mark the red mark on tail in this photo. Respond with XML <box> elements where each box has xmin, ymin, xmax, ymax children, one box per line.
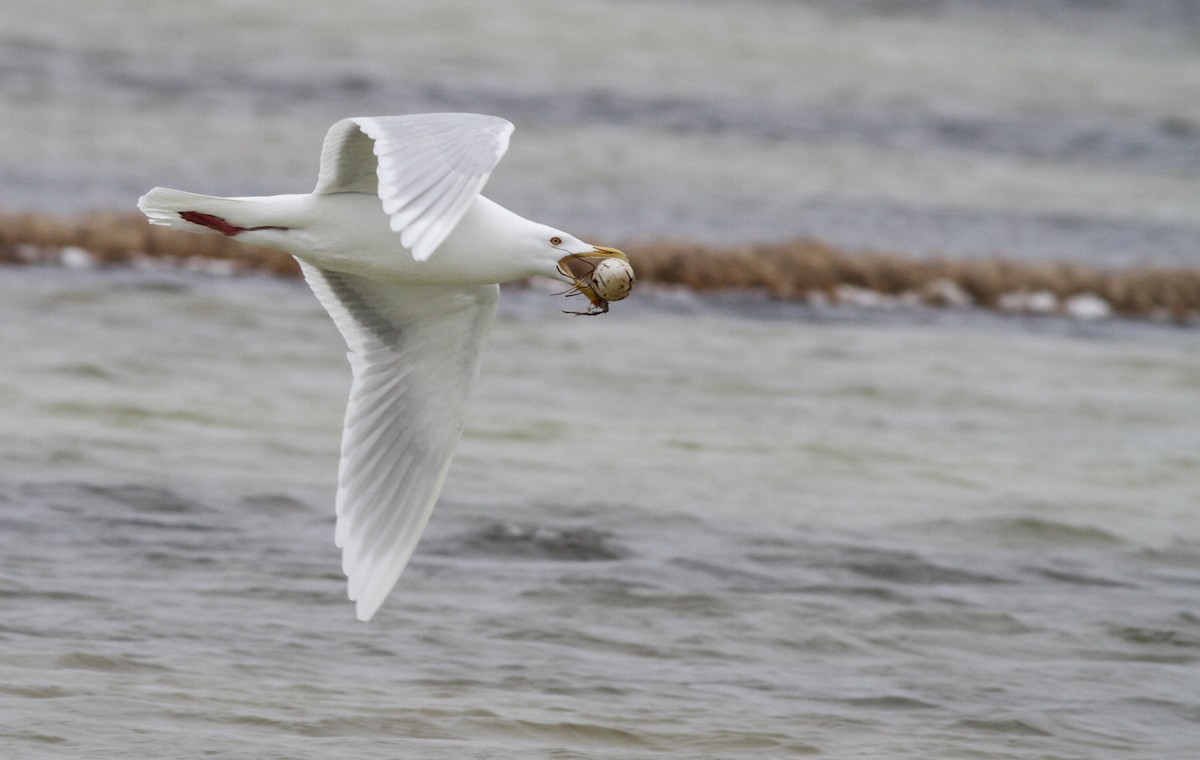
<box><xmin>180</xmin><ymin>211</ymin><xmax>245</xmax><ymax>236</ymax></box>
<box><xmin>179</xmin><ymin>211</ymin><xmax>289</xmax><ymax>237</ymax></box>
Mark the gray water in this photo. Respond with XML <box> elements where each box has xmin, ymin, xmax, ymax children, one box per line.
<box><xmin>3</xmin><ymin>0</ymin><xmax>1200</xmax><ymax>264</ymax></box>
<box><xmin>2</xmin><ymin>267</ymin><xmax>1199</xmax><ymax>758</ymax></box>
<box><xmin>4</xmin><ymin>1</ymin><xmax>1200</xmax><ymax>757</ymax></box>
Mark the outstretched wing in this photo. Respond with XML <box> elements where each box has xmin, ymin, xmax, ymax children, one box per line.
<box><xmin>313</xmin><ymin>113</ymin><xmax>514</xmax><ymax>262</ymax></box>
<box><xmin>298</xmin><ymin>261</ymin><xmax>500</xmax><ymax>622</ymax></box>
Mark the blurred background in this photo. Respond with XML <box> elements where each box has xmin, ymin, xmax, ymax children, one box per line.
<box><xmin>3</xmin><ymin>0</ymin><xmax>1199</xmax><ymax>264</ymax></box>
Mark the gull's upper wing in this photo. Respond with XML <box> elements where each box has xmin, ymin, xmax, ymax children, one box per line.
<box><xmin>298</xmin><ymin>261</ymin><xmax>500</xmax><ymax>622</ymax></box>
<box><xmin>313</xmin><ymin>113</ymin><xmax>514</xmax><ymax>262</ymax></box>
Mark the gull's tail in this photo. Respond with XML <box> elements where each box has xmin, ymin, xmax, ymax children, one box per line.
<box><xmin>137</xmin><ymin>188</ymin><xmax>290</xmax><ymax>237</ymax></box>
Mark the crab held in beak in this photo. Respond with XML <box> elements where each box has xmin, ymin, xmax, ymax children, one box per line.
<box><xmin>556</xmin><ymin>246</ymin><xmax>635</xmax><ymax>315</ymax></box>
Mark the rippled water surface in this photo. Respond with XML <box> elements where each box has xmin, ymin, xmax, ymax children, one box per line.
<box><xmin>3</xmin><ymin>1</ymin><xmax>1200</xmax><ymax>755</ymax></box>
<box><xmin>2</xmin><ymin>268</ymin><xmax>1199</xmax><ymax>758</ymax></box>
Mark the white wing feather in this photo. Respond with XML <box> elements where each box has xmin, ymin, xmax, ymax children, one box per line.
<box><xmin>298</xmin><ymin>261</ymin><xmax>500</xmax><ymax>621</ymax></box>
<box><xmin>313</xmin><ymin>113</ymin><xmax>514</xmax><ymax>262</ymax></box>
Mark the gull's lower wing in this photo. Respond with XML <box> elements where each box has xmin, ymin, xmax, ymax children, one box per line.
<box><xmin>298</xmin><ymin>261</ymin><xmax>500</xmax><ymax>621</ymax></box>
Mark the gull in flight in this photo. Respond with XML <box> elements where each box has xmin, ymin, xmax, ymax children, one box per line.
<box><xmin>138</xmin><ymin>113</ymin><xmax>635</xmax><ymax>621</ymax></box>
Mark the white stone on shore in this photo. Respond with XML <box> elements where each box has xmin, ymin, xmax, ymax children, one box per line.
<box><xmin>835</xmin><ymin>285</ymin><xmax>896</xmax><ymax>309</ymax></box>
<box><xmin>1063</xmin><ymin>292</ymin><xmax>1113</xmax><ymax>320</ymax></box>
<box><xmin>185</xmin><ymin>256</ymin><xmax>238</xmax><ymax>277</ymax></box>
<box><xmin>997</xmin><ymin>290</ymin><xmax>1059</xmax><ymax>314</ymax></box>
<box><xmin>921</xmin><ymin>278</ymin><xmax>973</xmax><ymax>308</ymax></box>
<box><xmin>60</xmin><ymin>246</ymin><xmax>95</xmax><ymax>269</ymax></box>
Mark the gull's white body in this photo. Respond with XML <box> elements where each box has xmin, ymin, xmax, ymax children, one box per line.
<box><xmin>138</xmin><ymin>113</ymin><xmax>621</xmax><ymax>621</ymax></box>
<box><xmin>166</xmin><ymin>192</ymin><xmax>569</xmax><ymax>286</ymax></box>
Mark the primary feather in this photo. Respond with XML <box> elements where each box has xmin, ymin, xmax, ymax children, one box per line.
<box><xmin>314</xmin><ymin>114</ymin><xmax>513</xmax><ymax>261</ymax></box>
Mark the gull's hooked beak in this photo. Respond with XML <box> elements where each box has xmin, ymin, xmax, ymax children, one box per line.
<box><xmin>556</xmin><ymin>246</ymin><xmax>634</xmax><ymax>315</ymax></box>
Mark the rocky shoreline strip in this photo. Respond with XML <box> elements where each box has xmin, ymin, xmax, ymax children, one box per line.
<box><xmin>3</xmin><ymin>210</ymin><xmax>1197</xmax><ymax>322</ymax></box>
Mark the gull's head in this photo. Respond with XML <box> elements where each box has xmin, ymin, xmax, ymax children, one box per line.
<box><xmin>533</xmin><ymin>228</ymin><xmax>634</xmax><ymax>315</ymax></box>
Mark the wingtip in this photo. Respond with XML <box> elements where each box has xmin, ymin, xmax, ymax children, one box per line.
<box><xmin>354</xmin><ymin>592</ymin><xmax>384</xmax><ymax>622</ymax></box>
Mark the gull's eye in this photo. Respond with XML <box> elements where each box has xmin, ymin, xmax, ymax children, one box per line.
<box><xmin>550</xmin><ymin>236</ymin><xmax>562</xmax><ymax>246</ymax></box>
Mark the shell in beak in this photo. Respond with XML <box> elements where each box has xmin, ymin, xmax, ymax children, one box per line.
<box><xmin>556</xmin><ymin>246</ymin><xmax>635</xmax><ymax>315</ymax></box>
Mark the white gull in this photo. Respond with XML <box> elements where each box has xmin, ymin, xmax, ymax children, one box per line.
<box><xmin>139</xmin><ymin>113</ymin><xmax>634</xmax><ymax>621</ymax></box>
